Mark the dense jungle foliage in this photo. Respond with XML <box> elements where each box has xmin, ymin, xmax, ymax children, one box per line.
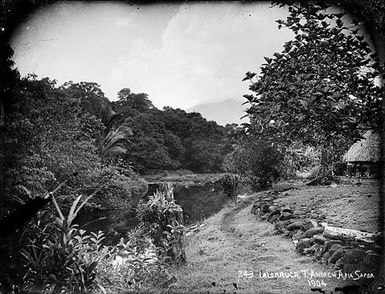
<box><xmin>2</xmin><ymin>75</ymin><xmax>149</xmax><ymax>215</ymax></box>
<box><xmin>108</xmin><ymin>88</ymin><xmax>236</xmax><ymax>173</ymax></box>
<box><xmin>1</xmin><ymin>72</ymin><xmax>235</xmax><ymax>215</ymax></box>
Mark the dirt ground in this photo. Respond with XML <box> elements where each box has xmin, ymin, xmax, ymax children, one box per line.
<box><xmin>167</xmin><ymin>179</ymin><xmax>383</xmax><ymax>294</ymax></box>
<box><xmin>273</xmin><ymin>178</ymin><xmax>381</xmax><ymax>233</ymax></box>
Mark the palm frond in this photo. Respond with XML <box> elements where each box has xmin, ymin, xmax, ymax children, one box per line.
<box><xmin>100</xmin><ymin>125</ymin><xmax>133</xmax><ymax>158</ymax></box>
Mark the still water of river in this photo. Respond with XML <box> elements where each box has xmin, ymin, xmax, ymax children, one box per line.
<box><xmin>78</xmin><ymin>181</ymin><xmax>231</xmax><ymax>244</ymax></box>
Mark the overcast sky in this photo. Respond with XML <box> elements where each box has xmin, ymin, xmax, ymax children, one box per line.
<box><xmin>10</xmin><ymin>2</ymin><xmax>292</xmax><ymax>109</ymax></box>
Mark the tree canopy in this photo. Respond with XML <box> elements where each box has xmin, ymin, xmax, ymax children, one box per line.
<box><xmin>110</xmin><ymin>95</ymin><xmax>234</xmax><ymax>173</ymax></box>
<box><xmin>2</xmin><ymin>76</ymin><xmax>147</xmax><ymax>217</ymax></box>
<box><xmin>243</xmin><ymin>1</ymin><xmax>384</xmax><ymax>167</ymax></box>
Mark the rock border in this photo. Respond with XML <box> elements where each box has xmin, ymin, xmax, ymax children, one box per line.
<box><xmin>250</xmin><ymin>189</ymin><xmax>382</xmax><ymax>275</ymax></box>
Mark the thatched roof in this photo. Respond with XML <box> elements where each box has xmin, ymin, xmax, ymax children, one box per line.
<box><xmin>343</xmin><ymin>130</ymin><xmax>381</xmax><ymax>162</ymax></box>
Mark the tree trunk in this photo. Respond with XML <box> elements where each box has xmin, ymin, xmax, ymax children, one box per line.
<box><xmin>321</xmin><ymin>223</ymin><xmax>378</xmax><ymax>244</ymax></box>
<box><xmin>166</xmin><ymin>208</ymin><xmax>186</xmax><ymax>265</ymax></box>
<box><xmin>306</xmin><ymin>146</ymin><xmax>337</xmax><ymax>186</ymax></box>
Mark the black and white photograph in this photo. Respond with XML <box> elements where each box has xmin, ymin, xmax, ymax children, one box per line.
<box><xmin>0</xmin><ymin>1</ymin><xmax>384</xmax><ymax>293</ymax></box>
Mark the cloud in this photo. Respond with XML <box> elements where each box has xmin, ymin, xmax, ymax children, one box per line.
<box><xmin>11</xmin><ymin>2</ymin><xmax>291</xmax><ymax>109</ymax></box>
<box><xmin>107</xmin><ymin>3</ymin><xmax>292</xmax><ymax>109</ymax></box>
<box><xmin>113</xmin><ymin>17</ymin><xmax>132</xmax><ymax>29</ymax></box>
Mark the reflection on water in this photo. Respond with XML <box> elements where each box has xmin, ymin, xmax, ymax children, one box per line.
<box><xmin>172</xmin><ymin>183</ymin><xmax>228</xmax><ymax>225</ymax></box>
<box><xmin>77</xmin><ymin>181</ymin><xmax>232</xmax><ymax>243</ymax></box>
<box><xmin>76</xmin><ymin>209</ymin><xmax>137</xmax><ymax>245</ymax></box>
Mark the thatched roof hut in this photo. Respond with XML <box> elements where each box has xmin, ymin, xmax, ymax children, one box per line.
<box><xmin>343</xmin><ymin>130</ymin><xmax>381</xmax><ymax>163</ymax></box>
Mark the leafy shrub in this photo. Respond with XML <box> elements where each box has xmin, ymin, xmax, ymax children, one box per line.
<box><xmin>224</xmin><ymin>142</ymin><xmax>284</xmax><ymax>191</ymax></box>
<box><xmin>95</xmin><ymin>184</ymin><xmax>185</xmax><ymax>292</ymax></box>
<box><xmin>19</xmin><ymin>193</ymin><xmax>174</xmax><ymax>294</ymax></box>
<box><xmin>135</xmin><ymin>184</ymin><xmax>186</xmax><ymax>265</ymax></box>
<box><xmin>96</xmin><ymin>232</ymin><xmax>173</xmax><ymax>293</ymax></box>
<box><xmin>219</xmin><ymin>174</ymin><xmax>240</xmax><ymax>198</ymax></box>
<box><xmin>21</xmin><ymin>195</ymin><xmax>106</xmax><ymax>294</ymax></box>
<box><xmin>90</xmin><ymin>165</ymin><xmax>148</xmax><ymax>210</ymax></box>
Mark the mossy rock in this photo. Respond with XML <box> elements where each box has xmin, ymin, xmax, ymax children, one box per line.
<box><xmin>322</xmin><ymin>251</ymin><xmax>332</xmax><ymax>263</ymax></box>
<box><xmin>315</xmin><ymin>245</ymin><xmax>326</xmax><ymax>259</ymax></box>
<box><xmin>287</xmin><ymin>220</ymin><xmax>314</xmax><ymax>231</ymax></box>
<box><xmin>328</xmin><ymin>249</ymin><xmax>345</xmax><ymax>264</ymax></box>
<box><xmin>296</xmin><ymin>238</ymin><xmax>314</xmax><ymax>254</ymax></box>
<box><xmin>261</xmin><ymin>204</ymin><xmax>270</xmax><ymax>213</ymax></box>
<box><xmin>329</xmin><ymin>243</ymin><xmax>343</xmax><ymax>253</ymax></box>
<box><xmin>278</xmin><ymin>211</ymin><xmax>294</xmax><ymax>221</ymax></box>
<box><xmin>303</xmin><ymin>227</ymin><xmax>325</xmax><ymax>238</ymax></box>
<box><xmin>304</xmin><ymin>243</ymin><xmax>322</xmax><ymax>255</ymax></box>
<box><xmin>342</xmin><ymin>249</ymin><xmax>367</xmax><ymax>264</ymax></box>
<box><xmin>292</xmin><ymin>230</ymin><xmax>305</xmax><ymax>241</ymax></box>
<box><xmin>324</xmin><ymin>240</ymin><xmax>343</xmax><ymax>251</ymax></box>
<box><xmin>313</xmin><ymin>234</ymin><xmax>328</xmax><ymax>244</ymax></box>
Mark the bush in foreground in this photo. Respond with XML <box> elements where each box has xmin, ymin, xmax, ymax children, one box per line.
<box><xmin>16</xmin><ymin>185</ymin><xmax>185</xmax><ymax>294</ymax></box>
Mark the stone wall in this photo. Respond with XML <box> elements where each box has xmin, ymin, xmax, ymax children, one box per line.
<box><xmin>251</xmin><ymin>190</ymin><xmax>382</xmax><ymax>275</ymax></box>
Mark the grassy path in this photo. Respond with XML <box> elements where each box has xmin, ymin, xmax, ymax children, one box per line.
<box><xmin>167</xmin><ymin>194</ymin><xmax>351</xmax><ymax>294</ymax></box>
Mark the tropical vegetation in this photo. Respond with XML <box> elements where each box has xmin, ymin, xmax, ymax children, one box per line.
<box><xmin>240</xmin><ymin>1</ymin><xmax>384</xmax><ymax>184</ymax></box>
<box><xmin>0</xmin><ymin>0</ymin><xmax>383</xmax><ymax>293</ymax></box>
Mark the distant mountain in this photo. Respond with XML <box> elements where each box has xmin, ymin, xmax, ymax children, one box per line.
<box><xmin>185</xmin><ymin>99</ymin><xmax>249</xmax><ymax>126</ymax></box>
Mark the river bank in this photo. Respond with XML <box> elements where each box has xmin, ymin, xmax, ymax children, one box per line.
<box><xmin>143</xmin><ymin>171</ymin><xmax>229</xmax><ymax>186</ymax></box>
<box><xmin>78</xmin><ymin>172</ymin><xmax>244</xmax><ymax>241</ymax></box>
